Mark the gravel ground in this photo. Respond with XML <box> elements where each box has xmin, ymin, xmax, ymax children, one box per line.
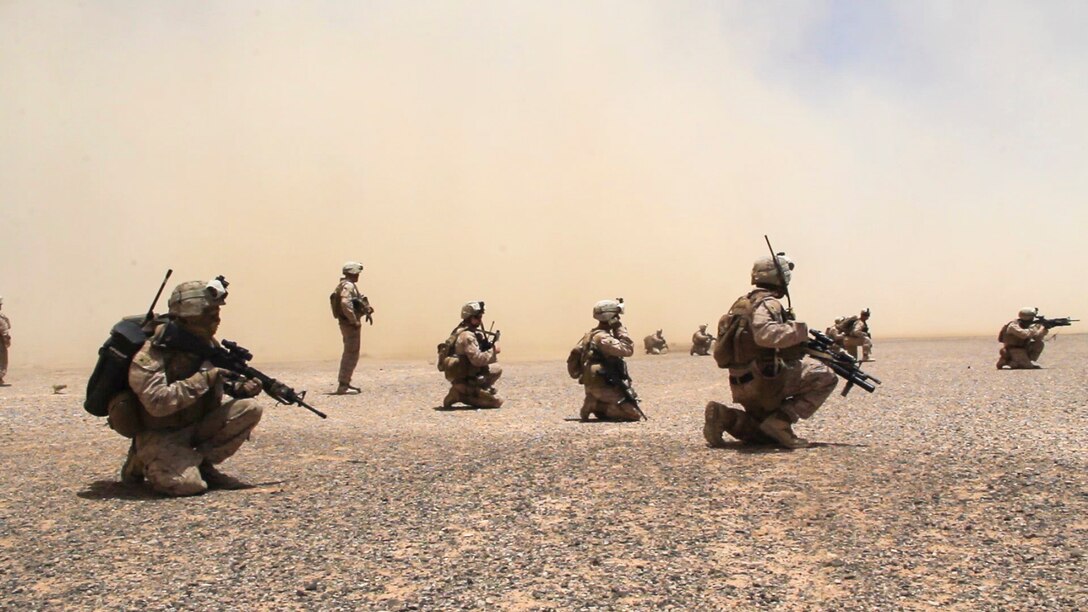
<box><xmin>0</xmin><ymin>335</ymin><xmax>1085</xmax><ymax>610</ymax></box>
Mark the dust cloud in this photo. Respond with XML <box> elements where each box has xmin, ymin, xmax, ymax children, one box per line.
<box><xmin>1</xmin><ymin>2</ymin><xmax>1085</xmax><ymax>367</ymax></box>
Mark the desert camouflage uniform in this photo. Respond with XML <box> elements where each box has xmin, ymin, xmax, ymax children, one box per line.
<box><xmin>843</xmin><ymin>318</ymin><xmax>872</xmax><ymax>361</ymax></box>
<box><xmin>643</xmin><ymin>331</ymin><xmax>668</xmax><ymax>355</ymax></box>
<box><xmin>578</xmin><ymin>324</ymin><xmax>640</xmax><ymax>421</ymax></box>
<box><xmin>116</xmin><ymin>325</ymin><xmax>263</xmax><ymax>496</ymax></box>
<box><xmin>335</xmin><ymin>278</ymin><xmax>367</xmax><ymax>387</ymax></box>
<box><xmin>0</xmin><ymin>310</ymin><xmax>10</xmax><ymax>384</ymax></box>
<box><xmin>690</xmin><ymin>326</ymin><xmax>713</xmax><ymax>356</ymax></box>
<box><xmin>443</xmin><ymin>326</ymin><xmax>503</xmax><ymax>408</ymax></box>
<box><xmin>707</xmin><ymin>288</ymin><xmax>837</xmax><ymax>446</ymax></box>
<box><xmin>997</xmin><ymin>319</ymin><xmax>1048</xmax><ymax>369</ymax></box>
<box><xmin>825</xmin><ymin>319</ymin><xmax>846</xmax><ymax>348</ymax></box>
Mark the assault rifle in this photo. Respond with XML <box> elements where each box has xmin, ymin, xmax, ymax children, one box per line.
<box><xmin>807</xmin><ymin>329</ymin><xmax>882</xmax><ymax>397</ymax></box>
<box><xmin>595</xmin><ymin>354</ymin><xmax>648</xmax><ymax>420</ymax></box>
<box><xmin>477</xmin><ymin>322</ymin><xmax>501</xmax><ymax>351</ymax></box>
<box><xmin>158</xmin><ymin>323</ymin><xmax>327</xmax><ymax>418</ymax></box>
<box><xmin>351</xmin><ymin>295</ymin><xmax>374</xmax><ymax>325</ymax></box>
<box><xmin>1034</xmin><ymin>315</ymin><xmax>1078</xmax><ymax>330</ymax></box>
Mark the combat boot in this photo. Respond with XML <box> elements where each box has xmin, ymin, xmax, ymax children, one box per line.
<box><xmin>199</xmin><ymin>462</ymin><xmax>249</xmax><ymax>490</ymax></box>
<box><xmin>758</xmin><ymin>414</ymin><xmax>809</xmax><ymax>449</ymax></box>
<box><xmin>703</xmin><ymin>402</ymin><xmax>728</xmax><ymax>447</ymax></box>
<box><xmin>442</xmin><ymin>388</ymin><xmax>459</xmax><ymax>409</ymax></box>
<box><xmin>120</xmin><ymin>440</ymin><xmax>144</xmax><ymax>485</ymax></box>
<box><xmin>335</xmin><ymin>383</ymin><xmax>362</xmax><ymax>395</ymax></box>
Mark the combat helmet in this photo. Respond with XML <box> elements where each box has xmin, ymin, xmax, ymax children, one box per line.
<box><xmin>751</xmin><ymin>253</ymin><xmax>794</xmax><ymax>288</ymax></box>
<box><xmin>593</xmin><ymin>298</ymin><xmax>624</xmax><ymax>322</ymax></box>
<box><xmin>168</xmin><ymin>277</ymin><xmax>229</xmax><ymax>318</ymax></box>
<box><xmin>1018</xmin><ymin>307</ymin><xmax>1036</xmax><ymax>321</ymax></box>
<box><xmin>461</xmin><ymin>301</ymin><xmax>485</xmax><ymax>320</ymax></box>
<box><xmin>342</xmin><ymin>261</ymin><xmax>364</xmax><ymax>275</ymax></box>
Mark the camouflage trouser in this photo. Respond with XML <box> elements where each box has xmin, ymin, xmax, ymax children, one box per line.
<box><xmin>998</xmin><ymin>342</ymin><xmax>1044</xmax><ymax>369</ymax></box>
<box><xmin>134</xmin><ymin>398</ymin><xmax>263</xmax><ymax>496</ymax></box>
<box><xmin>844</xmin><ymin>336</ymin><xmax>872</xmax><ymax>360</ymax></box>
<box><xmin>690</xmin><ymin>343</ymin><xmax>711</xmax><ymax>356</ymax></box>
<box><xmin>0</xmin><ymin>343</ymin><xmax>7</xmax><ymax>381</ymax></box>
<box><xmin>729</xmin><ymin>360</ymin><xmax>838</xmax><ymax>423</ymax></box>
<box><xmin>338</xmin><ymin>321</ymin><xmax>361</xmax><ymax>385</ymax></box>
<box><xmin>445</xmin><ymin>365</ymin><xmax>503</xmax><ymax>408</ymax></box>
<box><xmin>581</xmin><ymin>383</ymin><xmax>640</xmax><ymax>422</ymax></box>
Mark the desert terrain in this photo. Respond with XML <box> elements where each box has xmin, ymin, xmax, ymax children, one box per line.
<box><xmin>0</xmin><ymin>335</ymin><xmax>1085</xmax><ymax>610</ymax></box>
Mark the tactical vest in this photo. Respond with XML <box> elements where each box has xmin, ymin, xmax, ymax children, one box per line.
<box><xmin>583</xmin><ymin>329</ymin><xmax>625</xmax><ymax>388</ymax></box>
<box><xmin>999</xmin><ymin>321</ymin><xmax>1030</xmax><ymax>347</ymax></box>
<box><xmin>329</xmin><ymin>280</ymin><xmax>365</xmax><ymax>320</ymax></box>
<box><xmin>441</xmin><ymin>327</ymin><xmax>489</xmax><ymax>383</ymax></box>
<box><xmin>107</xmin><ymin>325</ymin><xmax>218</xmax><ymax>437</ymax></box>
<box><xmin>436</xmin><ymin>325</ymin><xmax>466</xmax><ymax>373</ymax></box>
<box><xmin>713</xmin><ymin>289</ymin><xmax>780</xmax><ymax>370</ymax></box>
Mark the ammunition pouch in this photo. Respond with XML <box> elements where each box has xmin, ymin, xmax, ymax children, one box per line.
<box><xmin>106</xmin><ymin>390</ymin><xmax>144</xmax><ymax>439</ymax></box>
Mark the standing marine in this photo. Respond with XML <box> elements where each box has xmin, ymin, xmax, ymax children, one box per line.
<box><xmin>643</xmin><ymin>329</ymin><xmax>669</xmax><ymax>355</ymax></box>
<box><xmin>568</xmin><ymin>299</ymin><xmax>642</xmax><ymax>422</ymax></box>
<box><xmin>843</xmin><ymin>308</ymin><xmax>873</xmax><ymax>362</ymax></box>
<box><xmin>110</xmin><ymin>279</ymin><xmax>265</xmax><ymax>496</ymax></box>
<box><xmin>438</xmin><ymin>301</ymin><xmax>503</xmax><ymax>408</ymax></box>
<box><xmin>704</xmin><ymin>253</ymin><xmax>838</xmax><ymax>449</ymax></box>
<box><xmin>331</xmin><ymin>261</ymin><xmax>374</xmax><ymax>395</ymax></box>
<box><xmin>997</xmin><ymin>307</ymin><xmax>1048</xmax><ymax>369</ymax></box>
<box><xmin>0</xmin><ymin>296</ymin><xmax>10</xmax><ymax>386</ymax></box>
<box><xmin>690</xmin><ymin>324</ymin><xmax>714</xmax><ymax>356</ymax></box>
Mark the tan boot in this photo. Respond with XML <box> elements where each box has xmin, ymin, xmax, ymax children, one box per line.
<box><xmin>442</xmin><ymin>388</ymin><xmax>459</xmax><ymax>408</ymax></box>
<box><xmin>120</xmin><ymin>440</ymin><xmax>144</xmax><ymax>485</ymax></box>
<box><xmin>199</xmin><ymin>462</ymin><xmax>249</xmax><ymax>490</ymax></box>
<box><xmin>703</xmin><ymin>402</ymin><xmax>728</xmax><ymax>447</ymax></box>
<box><xmin>758</xmin><ymin>415</ymin><xmax>809</xmax><ymax>449</ymax></box>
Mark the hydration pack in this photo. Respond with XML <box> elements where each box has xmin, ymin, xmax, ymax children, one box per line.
<box><xmin>84</xmin><ymin>315</ymin><xmax>155</xmax><ymax>417</ymax></box>
<box><xmin>436</xmin><ymin>326</ymin><xmax>465</xmax><ymax>373</ymax></box>
<box><xmin>567</xmin><ymin>332</ymin><xmax>594</xmax><ymax>380</ymax></box>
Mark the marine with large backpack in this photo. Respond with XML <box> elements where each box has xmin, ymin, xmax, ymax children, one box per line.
<box><xmin>89</xmin><ymin>274</ymin><xmax>268</xmax><ymax>496</ymax></box>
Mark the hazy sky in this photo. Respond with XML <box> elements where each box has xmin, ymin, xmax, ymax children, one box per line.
<box><xmin>1</xmin><ymin>1</ymin><xmax>1085</xmax><ymax>366</ymax></box>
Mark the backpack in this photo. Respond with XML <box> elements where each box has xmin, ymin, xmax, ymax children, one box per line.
<box><xmin>714</xmin><ymin>293</ymin><xmax>778</xmax><ymax>369</ymax></box>
<box><xmin>567</xmin><ymin>332</ymin><xmax>594</xmax><ymax>380</ymax></box>
<box><xmin>436</xmin><ymin>326</ymin><xmax>464</xmax><ymax>372</ymax></box>
<box><xmin>329</xmin><ymin>280</ymin><xmax>349</xmax><ymax>319</ymax></box>
<box><xmin>835</xmin><ymin>315</ymin><xmax>858</xmax><ymax>333</ymax></box>
<box><xmin>84</xmin><ymin>315</ymin><xmax>154</xmax><ymax>417</ymax></box>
